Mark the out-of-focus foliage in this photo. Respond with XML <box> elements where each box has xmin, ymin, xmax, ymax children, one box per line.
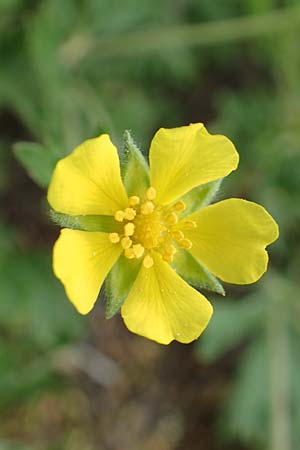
<box><xmin>0</xmin><ymin>223</ymin><xmax>84</xmax><ymax>407</ymax></box>
<box><xmin>1</xmin><ymin>0</ymin><xmax>300</xmax><ymax>449</ymax></box>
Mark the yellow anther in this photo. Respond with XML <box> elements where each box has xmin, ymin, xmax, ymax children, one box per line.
<box><xmin>183</xmin><ymin>220</ymin><xmax>197</xmax><ymax>230</ymax></box>
<box><xmin>165</xmin><ymin>212</ymin><xmax>178</xmax><ymax>225</ymax></box>
<box><xmin>133</xmin><ymin>244</ymin><xmax>145</xmax><ymax>258</ymax></box>
<box><xmin>124</xmin><ymin>248</ymin><xmax>135</xmax><ymax>259</ymax></box>
<box><xmin>179</xmin><ymin>238</ymin><xmax>193</xmax><ymax>249</ymax></box>
<box><xmin>129</xmin><ymin>196</ymin><xmax>140</xmax><ymax>206</ymax></box>
<box><xmin>163</xmin><ymin>254</ymin><xmax>174</xmax><ymax>263</ymax></box>
<box><xmin>171</xmin><ymin>230</ymin><xmax>184</xmax><ymax>241</ymax></box>
<box><xmin>141</xmin><ymin>201</ymin><xmax>154</xmax><ymax>215</ymax></box>
<box><xmin>114</xmin><ymin>210</ymin><xmax>125</xmax><ymax>222</ymax></box>
<box><xmin>124</xmin><ymin>208</ymin><xmax>136</xmax><ymax>220</ymax></box>
<box><xmin>146</xmin><ymin>186</ymin><xmax>157</xmax><ymax>201</ymax></box>
<box><xmin>109</xmin><ymin>232</ymin><xmax>120</xmax><ymax>244</ymax></box>
<box><xmin>164</xmin><ymin>244</ymin><xmax>177</xmax><ymax>256</ymax></box>
<box><xmin>121</xmin><ymin>236</ymin><xmax>132</xmax><ymax>249</ymax></box>
<box><xmin>124</xmin><ymin>222</ymin><xmax>135</xmax><ymax>236</ymax></box>
<box><xmin>172</xmin><ymin>201</ymin><xmax>186</xmax><ymax>212</ymax></box>
<box><xmin>143</xmin><ymin>254</ymin><xmax>154</xmax><ymax>268</ymax></box>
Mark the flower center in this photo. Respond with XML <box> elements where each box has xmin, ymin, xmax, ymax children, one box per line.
<box><xmin>109</xmin><ymin>187</ymin><xmax>197</xmax><ymax>268</ymax></box>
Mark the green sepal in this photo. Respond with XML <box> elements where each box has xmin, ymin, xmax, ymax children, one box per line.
<box><xmin>179</xmin><ymin>178</ymin><xmax>223</xmax><ymax>217</ymax></box>
<box><xmin>172</xmin><ymin>249</ymin><xmax>225</xmax><ymax>295</ymax></box>
<box><xmin>121</xmin><ymin>130</ymin><xmax>150</xmax><ymax>197</ymax></box>
<box><xmin>105</xmin><ymin>254</ymin><xmax>141</xmax><ymax>319</ymax></box>
<box><xmin>49</xmin><ymin>210</ymin><xmax>120</xmax><ymax>233</ymax></box>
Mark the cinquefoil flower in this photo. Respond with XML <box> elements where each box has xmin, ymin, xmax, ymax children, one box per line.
<box><xmin>48</xmin><ymin>123</ymin><xmax>278</xmax><ymax>344</ymax></box>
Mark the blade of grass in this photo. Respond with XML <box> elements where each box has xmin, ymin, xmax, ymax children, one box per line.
<box><xmin>60</xmin><ymin>6</ymin><xmax>300</xmax><ymax>66</ymax></box>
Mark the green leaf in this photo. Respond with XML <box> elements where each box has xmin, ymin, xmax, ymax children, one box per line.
<box><xmin>196</xmin><ymin>296</ymin><xmax>264</xmax><ymax>362</ymax></box>
<box><xmin>172</xmin><ymin>249</ymin><xmax>225</xmax><ymax>295</ymax></box>
<box><xmin>179</xmin><ymin>178</ymin><xmax>223</xmax><ymax>217</ymax></box>
<box><xmin>13</xmin><ymin>141</ymin><xmax>58</xmax><ymax>188</ymax></box>
<box><xmin>121</xmin><ymin>130</ymin><xmax>150</xmax><ymax>197</ymax></box>
<box><xmin>105</xmin><ymin>254</ymin><xmax>141</xmax><ymax>319</ymax></box>
<box><xmin>221</xmin><ymin>338</ymin><xmax>269</xmax><ymax>443</ymax></box>
<box><xmin>49</xmin><ymin>210</ymin><xmax>120</xmax><ymax>233</ymax></box>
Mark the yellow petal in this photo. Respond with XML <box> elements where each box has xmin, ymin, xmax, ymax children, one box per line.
<box><xmin>53</xmin><ymin>229</ymin><xmax>122</xmax><ymax>314</ymax></box>
<box><xmin>149</xmin><ymin>123</ymin><xmax>239</xmax><ymax>205</ymax></box>
<box><xmin>180</xmin><ymin>199</ymin><xmax>279</xmax><ymax>284</ymax></box>
<box><xmin>121</xmin><ymin>253</ymin><xmax>213</xmax><ymax>344</ymax></box>
<box><xmin>48</xmin><ymin>135</ymin><xmax>128</xmax><ymax>215</ymax></box>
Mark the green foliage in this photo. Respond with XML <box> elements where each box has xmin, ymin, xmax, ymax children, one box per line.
<box><xmin>0</xmin><ymin>224</ymin><xmax>84</xmax><ymax>407</ymax></box>
<box><xmin>197</xmin><ymin>274</ymin><xmax>300</xmax><ymax>448</ymax></box>
<box><xmin>13</xmin><ymin>142</ymin><xmax>58</xmax><ymax>188</ymax></box>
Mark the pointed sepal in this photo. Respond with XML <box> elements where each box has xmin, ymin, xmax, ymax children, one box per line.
<box><xmin>121</xmin><ymin>130</ymin><xmax>150</xmax><ymax>197</ymax></box>
<box><xmin>172</xmin><ymin>249</ymin><xmax>225</xmax><ymax>295</ymax></box>
<box><xmin>105</xmin><ymin>255</ymin><xmax>141</xmax><ymax>319</ymax></box>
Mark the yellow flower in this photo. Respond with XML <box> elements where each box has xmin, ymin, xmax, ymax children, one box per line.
<box><xmin>47</xmin><ymin>123</ymin><xmax>279</xmax><ymax>345</ymax></box>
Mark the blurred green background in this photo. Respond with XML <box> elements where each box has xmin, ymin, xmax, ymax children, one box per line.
<box><xmin>1</xmin><ymin>1</ymin><xmax>300</xmax><ymax>449</ymax></box>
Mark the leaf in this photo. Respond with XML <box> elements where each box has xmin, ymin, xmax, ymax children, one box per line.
<box><xmin>196</xmin><ymin>295</ymin><xmax>264</xmax><ymax>362</ymax></box>
<box><xmin>49</xmin><ymin>210</ymin><xmax>120</xmax><ymax>233</ymax></box>
<box><xmin>221</xmin><ymin>338</ymin><xmax>269</xmax><ymax>443</ymax></box>
<box><xmin>121</xmin><ymin>130</ymin><xmax>150</xmax><ymax>198</ymax></box>
<box><xmin>179</xmin><ymin>178</ymin><xmax>223</xmax><ymax>217</ymax></box>
<box><xmin>0</xmin><ymin>224</ymin><xmax>84</xmax><ymax>406</ymax></box>
<box><xmin>0</xmin><ymin>226</ymin><xmax>84</xmax><ymax>349</ymax></box>
<box><xmin>105</xmin><ymin>254</ymin><xmax>141</xmax><ymax>319</ymax></box>
<box><xmin>172</xmin><ymin>249</ymin><xmax>225</xmax><ymax>295</ymax></box>
<box><xmin>13</xmin><ymin>141</ymin><xmax>58</xmax><ymax>188</ymax></box>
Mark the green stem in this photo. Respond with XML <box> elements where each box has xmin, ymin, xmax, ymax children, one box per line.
<box><xmin>60</xmin><ymin>6</ymin><xmax>300</xmax><ymax>66</ymax></box>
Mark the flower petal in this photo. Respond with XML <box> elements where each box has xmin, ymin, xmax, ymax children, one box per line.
<box><xmin>180</xmin><ymin>199</ymin><xmax>279</xmax><ymax>284</ymax></box>
<box><xmin>121</xmin><ymin>253</ymin><xmax>213</xmax><ymax>344</ymax></box>
<box><xmin>149</xmin><ymin>123</ymin><xmax>239</xmax><ymax>205</ymax></box>
<box><xmin>53</xmin><ymin>229</ymin><xmax>122</xmax><ymax>314</ymax></box>
<box><xmin>48</xmin><ymin>135</ymin><xmax>128</xmax><ymax>215</ymax></box>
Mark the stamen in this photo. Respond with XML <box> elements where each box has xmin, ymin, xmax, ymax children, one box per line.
<box><xmin>171</xmin><ymin>230</ymin><xmax>184</xmax><ymax>241</ymax></box>
<box><xmin>124</xmin><ymin>248</ymin><xmax>135</xmax><ymax>259</ymax></box>
<box><xmin>163</xmin><ymin>254</ymin><xmax>174</xmax><ymax>263</ymax></box>
<box><xmin>146</xmin><ymin>186</ymin><xmax>157</xmax><ymax>201</ymax></box>
<box><xmin>165</xmin><ymin>212</ymin><xmax>178</xmax><ymax>225</ymax></box>
<box><xmin>141</xmin><ymin>201</ymin><xmax>154</xmax><ymax>215</ymax></box>
<box><xmin>109</xmin><ymin>232</ymin><xmax>120</xmax><ymax>244</ymax></box>
<box><xmin>124</xmin><ymin>208</ymin><xmax>136</xmax><ymax>220</ymax></box>
<box><xmin>121</xmin><ymin>236</ymin><xmax>132</xmax><ymax>249</ymax></box>
<box><xmin>179</xmin><ymin>238</ymin><xmax>193</xmax><ymax>249</ymax></box>
<box><xmin>114</xmin><ymin>210</ymin><xmax>125</xmax><ymax>222</ymax></box>
<box><xmin>124</xmin><ymin>222</ymin><xmax>135</xmax><ymax>236</ymax></box>
<box><xmin>183</xmin><ymin>220</ymin><xmax>197</xmax><ymax>230</ymax></box>
<box><xmin>143</xmin><ymin>254</ymin><xmax>154</xmax><ymax>268</ymax></box>
<box><xmin>133</xmin><ymin>244</ymin><xmax>145</xmax><ymax>258</ymax></box>
<box><xmin>129</xmin><ymin>196</ymin><xmax>140</xmax><ymax>206</ymax></box>
<box><xmin>164</xmin><ymin>244</ymin><xmax>177</xmax><ymax>256</ymax></box>
<box><xmin>172</xmin><ymin>201</ymin><xmax>186</xmax><ymax>212</ymax></box>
